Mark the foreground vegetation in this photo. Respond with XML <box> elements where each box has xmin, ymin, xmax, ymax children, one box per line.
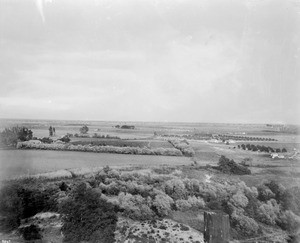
<box><xmin>1</xmin><ymin>157</ymin><xmax>299</xmax><ymax>242</ymax></box>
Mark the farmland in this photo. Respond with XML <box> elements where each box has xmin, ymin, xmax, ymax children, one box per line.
<box><xmin>0</xmin><ymin>119</ymin><xmax>300</xmax><ymax>242</ymax></box>
<box><xmin>0</xmin><ymin>149</ymin><xmax>191</xmax><ymax>180</ymax></box>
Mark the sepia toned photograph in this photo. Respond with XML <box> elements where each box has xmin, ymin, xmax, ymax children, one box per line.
<box><xmin>0</xmin><ymin>0</ymin><xmax>299</xmax><ymax>242</ymax></box>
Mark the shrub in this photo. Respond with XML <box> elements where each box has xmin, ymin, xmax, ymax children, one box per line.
<box><xmin>163</xmin><ymin>178</ymin><xmax>187</xmax><ymax>200</ymax></box>
<box><xmin>59</xmin><ymin>183</ymin><xmax>118</xmax><ymax>243</ymax></box>
<box><xmin>281</xmin><ymin>187</ymin><xmax>300</xmax><ymax>215</ymax></box>
<box><xmin>0</xmin><ymin>126</ymin><xmax>33</xmax><ymax>146</ymax></box>
<box><xmin>278</xmin><ymin>210</ymin><xmax>300</xmax><ymax>233</ymax></box>
<box><xmin>39</xmin><ymin>137</ymin><xmax>53</xmax><ymax>144</ymax></box>
<box><xmin>59</xmin><ymin>135</ymin><xmax>70</xmax><ymax>143</ymax></box>
<box><xmin>257</xmin><ymin>185</ymin><xmax>275</xmax><ymax>202</ymax></box>
<box><xmin>80</xmin><ymin>125</ymin><xmax>89</xmax><ymax>134</ymax></box>
<box><xmin>152</xmin><ymin>193</ymin><xmax>174</xmax><ymax>217</ymax></box>
<box><xmin>217</xmin><ymin>156</ymin><xmax>251</xmax><ymax>175</ymax></box>
<box><xmin>231</xmin><ymin>212</ymin><xmax>259</xmax><ymax>237</ymax></box>
<box><xmin>20</xmin><ymin>224</ymin><xmax>42</xmax><ymax>241</ymax></box>
<box><xmin>117</xmin><ymin>192</ymin><xmax>154</xmax><ymax>220</ymax></box>
<box><xmin>187</xmin><ymin>195</ymin><xmax>205</xmax><ymax>209</ymax></box>
<box><xmin>0</xmin><ymin>183</ymin><xmax>23</xmax><ymax>232</ymax></box>
<box><xmin>263</xmin><ymin>181</ymin><xmax>285</xmax><ymax>203</ymax></box>
<box><xmin>230</xmin><ymin>191</ymin><xmax>249</xmax><ymax>208</ymax></box>
<box><xmin>169</xmin><ymin>140</ymin><xmax>195</xmax><ymax>157</ymax></box>
<box><xmin>0</xmin><ymin>181</ymin><xmax>59</xmax><ymax>232</ymax></box>
<box><xmin>257</xmin><ymin>199</ymin><xmax>280</xmax><ymax>225</ymax></box>
<box><xmin>176</xmin><ymin>199</ymin><xmax>192</xmax><ymax>211</ymax></box>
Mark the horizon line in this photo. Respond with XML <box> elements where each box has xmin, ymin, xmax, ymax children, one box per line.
<box><xmin>0</xmin><ymin>117</ymin><xmax>299</xmax><ymax>126</ymax></box>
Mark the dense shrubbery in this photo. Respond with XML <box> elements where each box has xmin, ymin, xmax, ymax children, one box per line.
<box><xmin>2</xmin><ymin>164</ymin><xmax>300</xmax><ymax>242</ymax></box>
<box><xmin>217</xmin><ymin>156</ymin><xmax>251</xmax><ymax>175</ymax></box>
<box><xmin>59</xmin><ymin>183</ymin><xmax>117</xmax><ymax>243</ymax></box>
<box><xmin>0</xmin><ymin>126</ymin><xmax>33</xmax><ymax>146</ymax></box>
<box><xmin>17</xmin><ymin>141</ymin><xmax>183</xmax><ymax>156</ymax></box>
<box><xmin>20</xmin><ymin>224</ymin><xmax>42</xmax><ymax>241</ymax></box>
<box><xmin>0</xmin><ymin>180</ymin><xmax>59</xmax><ymax>232</ymax></box>
<box><xmin>169</xmin><ymin>139</ymin><xmax>195</xmax><ymax>157</ymax></box>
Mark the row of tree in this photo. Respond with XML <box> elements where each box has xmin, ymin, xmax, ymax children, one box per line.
<box><xmin>238</xmin><ymin>144</ymin><xmax>287</xmax><ymax>153</ymax></box>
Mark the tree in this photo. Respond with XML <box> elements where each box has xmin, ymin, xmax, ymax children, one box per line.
<box><xmin>59</xmin><ymin>183</ymin><xmax>117</xmax><ymax>243</ymax></box>
<box><xmin>0</xmin><ymin>126</ymin><xmax>33</xmax><ymax>146</ymax></box>
<box><xmin>282</xmin><ymin>148</ymin><xmax>287</xmax><ymax>153</ymax></box>
<box><xmin>80</xmin><ymin>125</ymin><xmax>89</xmax><ymax>134</ymax></box>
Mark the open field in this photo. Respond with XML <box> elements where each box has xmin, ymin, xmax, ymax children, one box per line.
<box><xmin>0</xmin><ymin>149</ymin><xmax>192</xmax><ymax>180</ymax></box>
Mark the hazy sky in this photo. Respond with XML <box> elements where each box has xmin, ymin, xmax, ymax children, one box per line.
<box><xmin>0</xmin><ymin>0</ymin><xmax>299</xmax><ymax>124</ymax></box>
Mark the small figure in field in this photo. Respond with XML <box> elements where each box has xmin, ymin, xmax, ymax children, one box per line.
<box><xmin>49</xmin><ymin>126</ymin><xmax>53</xmax><ymax>137</ymax></box>
<box><xmin>53</xmin><ymin>127</ymin><xmax>56</xmax><ymax>136</ymax></box>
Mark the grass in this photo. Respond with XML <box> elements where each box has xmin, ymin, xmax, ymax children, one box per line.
<box><xmin>0</xmin><ymin>149</ymin><xmax>192</xmax><ymax>180</ymax></box>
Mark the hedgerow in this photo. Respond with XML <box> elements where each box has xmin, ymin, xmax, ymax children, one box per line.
<box><xmin>17</xmin><ymin>141</ymin><xmax>183</xmax><ymax>156</ymax></box>
<box><xmin>168</xmin><ymin>140</ymin><xmax>195</xmax><ymax>157</ymax></box>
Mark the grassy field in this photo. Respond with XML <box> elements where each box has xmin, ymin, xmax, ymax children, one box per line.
<box><xmin>0</xmin><ymin>149</ymin><xmax>192</xmax><ymax>180</ymax></box>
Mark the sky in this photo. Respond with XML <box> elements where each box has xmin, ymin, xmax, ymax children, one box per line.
<box><xmin>0</xmin><ymin>0</ymin><xmax>299</xmax><ymax>124</ymax></box>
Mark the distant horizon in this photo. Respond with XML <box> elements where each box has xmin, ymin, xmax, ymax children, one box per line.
<box><xmin>0</xmin><ymin>117</ymin><xmax>299</xmax><ymax>126</ymax></box>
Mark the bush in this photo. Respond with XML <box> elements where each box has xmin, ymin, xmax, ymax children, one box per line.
<box><xmin>59</xmin><ymin>183</ymin><xmax>118</xmax><ymax>243</ymax></box>
<box><xmin>169</xmin><ymin>140</ymin><xmax>195</xmax><ymax>157</ymax></box>
<box><xmin>39</xmin><ymin>137</ymin><xmax>53</xmax><ymax>144</ymax></box>
<box><xmin>217</xmin><ymin>156</ymin><xmax>251</xmax><ymax>175</ymax></box>
<box><xmin>281</xmin><ymin>187</ymin><xmax>300</xmax><ymax>215</ymax></box>
<box><xmin>257</xmin><ymin>185</ymin><xmax>275</xmax><ymax>202</ymax></box>
<box><xmin>231</xmin><ymin>211</ymin><xmax>259</xmax><ymax>237</ymax></box>
<box><xmin>257</xmin><ymin>199</ymin><xmax>280</xmax><ymax>225</ymax></box>
<box><xmin>59</xmin><ymin>135</ymin><xmax>71</xmax><ymax>143</ymax></box>
<box><xmin>80</xmin><ymin>125</ymin><xmax>89</xmax><ymax>134</ymax></box>
<box><xmin>0</xmin><ymin>183</ymin><xmax>23</xmax><ymax>232</ymax></box>
<box><xmin>187</xmin><ymin>195</ymin><xmax>205</xmax><ymax>209</ymax></box>
<box><xmin>0</xmin><ymin>126</ymin><xmax>33</xmax><ymax>146</ymax></box>
<box><xmin>163</xmin><ymin>178</ymin><xmax>187</xmax><ymax>200</ymax></box>
<box><xmin>176</xmin><ymin>199</ymin><xmax>192</xmax><ymax>211</ymax></box>
<box><xmin>0</xmin><ymin>181</ymin><xmax>59</xmax><ymax>232</ymax></box>
<box><xmin>116</xmin><ymin>192</ymin><xmax>154</xmax><ymax>220</ymax></box>
<box><xmin>20</xmin><ymin>224</ymin><xmax>42</xmax><ymax>241</ymax></box>
<box><xmin>278</xmin><ymin>210</ymin><xmax>300</xmax><ymax>233</ymax></box>
<box><xmin>152</xmin><ymin>193</ymin><xmax>174</xmax><ymax>217</ymax></box>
